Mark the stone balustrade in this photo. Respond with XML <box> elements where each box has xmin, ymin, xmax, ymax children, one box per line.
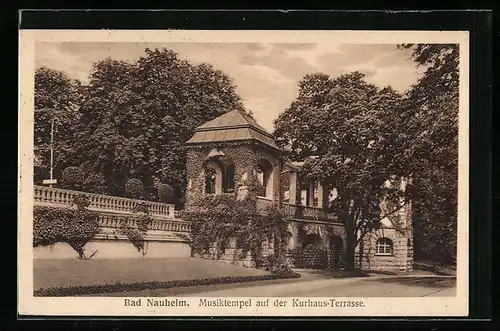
<box><xmin>99</xmin><ymin>213</ymin><xmax>191</xmax><ymax>232</ymax></box>
<box><xmin>34</xmin><ymin>185</ymin><xmax>175</xmax><ymax>219</ymax></box>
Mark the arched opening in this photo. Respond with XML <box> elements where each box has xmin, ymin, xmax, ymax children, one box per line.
<box><xmin>302</xmin><ymin>233</ymin><xmax>322</xmax><ymax>249</ymax></box>
<box><xmin>375</xmin><ymin>237</ymin><xmax>393</xmax><ymax>256</ymax></box>
<box><xmin>256</xmin><ymin>158</ymin><xmax>274</xmax><ymax>199</ymax></box>
<box><xmin>203</xmin><ymin>156</ymin><xmax>235</xmax><ymax>195</ymax></box>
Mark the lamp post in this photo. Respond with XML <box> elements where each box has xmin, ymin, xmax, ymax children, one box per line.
<box><xmin>42</xmin><ymin>117</ymin><xmax>58</xmax><ymax>187</ymax></box>
<box><xmin>50</xmin><ymin>117</ymin><xmax>54</xmax><ymax>182</ymax></box>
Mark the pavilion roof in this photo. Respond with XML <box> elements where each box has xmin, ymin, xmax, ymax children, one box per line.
<box><xmin>186</xmin><ymin>110</ymin><xmax>281</xmax><ymax>151</ymax></box>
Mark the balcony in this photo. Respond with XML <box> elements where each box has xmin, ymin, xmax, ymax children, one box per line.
<box><xmin>256</xmin><ymin>197</ymin><xmax>337</xmax><ymax>221</ymax></box>
<box><xmin>282</xmin><ymin>203</ymin><xmax>337</xmax><ymax>221</ymax></box>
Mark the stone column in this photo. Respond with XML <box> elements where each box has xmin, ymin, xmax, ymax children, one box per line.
<box><xmin>308</xmin><ymin>180</ymin><xmax>315</xmax><ymax>207</ymax></box>
<box><xmin>289</xmin><ymin>171</ymin><xmax>297</xmax><ymax>204</ymax></box>
<box><xmin>215</xmin><ymin>167</ymin><xmax>223</xmax><ymax>195</ymax></box>
<box><xmin>317</xmin><ymin>181</ymin><xmax>324</xmax><ymax>208</ymax></box>
<box><xmin>236</xmin><ymin>172</ymin><xmax>249</xmax><ymax>201</ymax></box>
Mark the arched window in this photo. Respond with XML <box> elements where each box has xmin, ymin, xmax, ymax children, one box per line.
<box><xmin>375</xmin><ymin>238</ymin><xmax>393</xmax><ymax>255</ymax></box>
<box><xmin>204</xmin><ymin>157</ymin><xmax>235</xmax><ymax>195</ymax></box>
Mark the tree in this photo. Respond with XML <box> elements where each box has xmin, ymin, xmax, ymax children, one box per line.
<box><xmin>399</xmin><ymin>44</ymin><xmax>459</xmax><ymax>266</ymax></box>
<box><xmin>74</xmin><ymin>49</ymin><xmax>245</xmax><ymax>200</ymax></box>
<box><xmin>274</xmin><ymin>72</ymin><xmax>411</xmax><ymax>270</ymax></box>
<box><xmin>34</xmin><ymin>67</ymin><xmax>84</xmax><ymax>183</ymax></box>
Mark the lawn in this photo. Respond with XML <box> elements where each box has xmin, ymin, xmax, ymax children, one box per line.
<box><xmin>33</xmin><ymin>257</ymin><xmax>270</xmax><ymax>291</ymax></box>
<box><xmin>413</xmin><ymin>260</ymin><xmax>456</xmax><ymax>276</ymax></box>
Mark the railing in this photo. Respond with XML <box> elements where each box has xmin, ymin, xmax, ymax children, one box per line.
<box><xmin>255</xmin><ymin>197</ymin><xmax>337</xmax><ymax>221</ymax></box>
<box><xmin>283</xmin><ymin>203</ymin><xmax>337</xmax><ymax>221</ymax></box>
<box><xmin>99</xmin><ymin>213</ymin><xmax>191</xmax><ymax>232</ymax></box>
<box><xmin>34</xmin><ymin>185</ymin><xmax>176</xmax><ymax>219</ymax></box>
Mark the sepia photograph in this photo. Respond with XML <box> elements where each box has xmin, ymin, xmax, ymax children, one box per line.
<box><xmin>18</xmin><ymin>30</ymin><xmax>469</xmax><ymax>316</ymax></box>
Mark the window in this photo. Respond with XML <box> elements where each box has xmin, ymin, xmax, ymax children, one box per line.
<box><xmin>375</xmin><ymin>238</ymin><xmax>393</xmax><ymax>255</ymax></box>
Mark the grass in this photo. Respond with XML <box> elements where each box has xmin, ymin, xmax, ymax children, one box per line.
<box><xmin>292</xmin><ymin>268</ymin><xmax>370</xmax><ymax>279</ymax></box>
<box><xmin>365</xmin><ymin>276</ymin><xmax>456</xmax><ymax>289</ymax></box>
<box><xmin>413</xmin><ymin>260</ymin><xmax>456</xmax><ymax>276</ymax></box>
<box><xmin>33</xmin><ymin>257</ymin><xmax>270</xmax><ymax>291</ymax></box>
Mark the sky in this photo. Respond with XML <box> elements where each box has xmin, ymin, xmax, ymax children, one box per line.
<box><xmin>35</xmin><ymin>42</ymin><xmax>425</xmax><ymax>132</ymax></box>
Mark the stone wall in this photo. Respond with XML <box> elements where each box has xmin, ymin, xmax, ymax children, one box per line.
<box><xmin>34</xmin><ymin>237</ymin><xmax>191</xmax><ymax>259</ymax></box>
<box><xmin>355</xmin><ymin>228</ymin><xmax>413</xmax><ymax>272</ymax></box>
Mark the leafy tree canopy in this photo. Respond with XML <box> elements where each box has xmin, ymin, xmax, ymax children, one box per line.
<box><xmin>274</xmin><ymin>71</ymin><xmax>410</xmax><ymax>270</ymax></box>
<box><xmin>400</xmin><ymin>44</ymin><xmax>459</xmax><ymax>265</ymax></box>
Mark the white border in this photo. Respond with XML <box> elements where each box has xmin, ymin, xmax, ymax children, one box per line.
<box><xmin>18</xmin><ymin>30</ymin><xmax>469</xmax><ymax>317</ymax></box>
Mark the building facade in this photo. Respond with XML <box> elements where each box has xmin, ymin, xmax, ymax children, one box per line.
<box><xmin>185</xmin><ymin>110</ymin><xmax>413</xmax><ymax>272</ymax></box>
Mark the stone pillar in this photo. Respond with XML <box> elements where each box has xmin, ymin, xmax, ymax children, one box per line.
<box><xmin>289</xmin><ymin>171</ymin><xmax>297</xmax><ymax>204</ymax></box>
<box><xmin>308</xmin><ymin>180</ymin><xmax>315</xmax><ymax>207</ymax></box>
<box><xmin>317</xmin><ymin>182</ymin><xmax>324</xmax><ymax>208</ymax></box>
<box><xmin>236</xmin><ymin>172</ymin><xmax>249</xmax><ymax>201</ymax></box>
<box><xmin>215</xmin><ymin>167</ymin><xmax>223</xmax><ymax>195</ymax></box>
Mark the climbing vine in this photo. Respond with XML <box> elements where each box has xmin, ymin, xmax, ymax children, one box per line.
<box><xmin>115</xmin><ymin>202</ymin><xmax>153</xmax><ymax>256</ymax></box>
<box><xmin>33</xmin><ymin>195</ymin><xmax>100</xmax><ymax>259</ymax></box>
<box><xmin>183</xmin><ymin>188</ymin><xmax>291</xmax><ymax>271</ymax></box>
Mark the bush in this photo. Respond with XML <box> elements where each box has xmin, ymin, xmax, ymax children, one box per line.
<box><xmin>34</xmin><ymin>273</ymin><xmax>301</xmax><ymax>297</ymax></box>
<box><xmin>125</xmin><ymin>178</ymin><xmax>145</xmax><ymax>199</ymax></box>
<box><xmin>33</xmin><ymin>196</ymin><xmax>100</xmax><ymax>258</ymax></box>
<box><xmin>61</xmin><ymin>166</ymin><xmax>84</xmax><ymax>190</ymax></box>
<box><xmin>157</xmin><ymin>183</ymin><xmax>174</xmax><ymax>203</ymax></box>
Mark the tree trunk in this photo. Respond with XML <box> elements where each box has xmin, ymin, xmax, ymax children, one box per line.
<box><xmin>345</xmin><ymin>230</ymin><xmax>356</xmax><ymax>271</ymax></box>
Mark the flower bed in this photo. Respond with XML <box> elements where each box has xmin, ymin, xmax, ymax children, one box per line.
<box><xmin>34</xmin><ymin>271</ymin><xmax>301</xmax><ymax>297</ymax></box>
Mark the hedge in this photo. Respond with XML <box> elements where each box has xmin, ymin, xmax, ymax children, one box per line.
<box><xmin>34</xmin><ymin>271</ymin><xmax>301</xmax><ymax>297</ymax></box>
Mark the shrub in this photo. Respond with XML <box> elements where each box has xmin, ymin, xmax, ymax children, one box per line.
<box><xmin>61</xmin><ymin>166</ymin><xmax>84</xmax><ymax>190</ymax></box>
<box><xmin>271</xmin><ymin>264</ymin><xmax>300</xmax><ymax>278</ymax></box>
<box><xmin>33</xmin><ymin>195</ymin><xmax>100</xmax><ymax>258</ymax></box>
<box><xmin>34</xmin><ymin>273</ymin><xmax>301</xmax><ymax>297</ymax></box>
<box><xmin>125</xmin><ymin>178</ymin><xmax>145</xmax><ymax>199</ymax></box>
<box><xmin>157</xmin><ymin>183</ymin><xmax>174</xmax><ymax>203</ymax></box>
